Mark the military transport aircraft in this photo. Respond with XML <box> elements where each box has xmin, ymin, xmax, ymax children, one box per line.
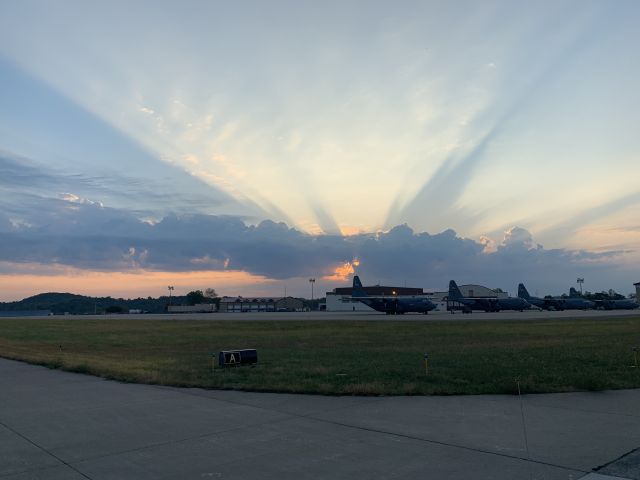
<box><xmin>518</xmin><ymin>284</ymin><xmax>594</xmax><ymax>310</ymax></box>
<box><xmin>563</xmin><ymin>288</ymin><xmax>637</xmax><ymax>310</ymax></box>
<box><xmin>596</xmin><ymin>298</ymin><xmax>639</xmax><ymax>310</ymax></box>
<box><xmin>351</xmin><ymin>276</ymin><xmax>436</xmax><ymax>314</ymax></box>
<box><xmin>518</xmin><ymin>283</ymin><xmax>561</xmax><ymax>310</ymax></box>
<box><xmin>448</xmin><ymin>280</ymin><xmax>531</xmax><ymax>313</ymax></box>
<box><xmin>561</xmin><ymin>288</ymin><xmax>596</xmax><ymax>310</ymax></box>
<box><xmin>518</xmin><ymin>283</ymin><xmax>595</xmax><ymax>310</ymax></box>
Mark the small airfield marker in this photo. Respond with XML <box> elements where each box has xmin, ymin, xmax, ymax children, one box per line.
<box><xmin>632</xmin><ymin>347</ymin><xmax>639</xmax><ymax>368</ymax></box>
<box><xmin>217</xmin><ymin>349</ymin><xmax>258</xmax><ymax>368</ymax></box>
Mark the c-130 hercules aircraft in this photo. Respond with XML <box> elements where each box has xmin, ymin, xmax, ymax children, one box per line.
<box><xmin>518</xmin><ymin>284</ymin><xmax>595</xmax><ymax>310</ymax></box>
<box><xmin>448</xmin><ymin>280</ymin><xmax>531</xmax><ymax>313</ymax></box>
<box><xmin>351</xmin><ymin>276</ymin><xmax>436</xmax><ymax>314</ymax></box>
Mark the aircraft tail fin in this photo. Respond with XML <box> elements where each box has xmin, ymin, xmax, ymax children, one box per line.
<box><xmin>352</xmin><ymin>275</ymin><xmax>368</xmax><ymax>298</ymax></box>
<box><xmin>518</xmin><ymin>283</ymin><xmax>530</xmax><ymax>299</ymax></box>
<box><xmin>448</xmin><ymin>280</ymin><xmax>464</xmax><ymax>301</ymax></box>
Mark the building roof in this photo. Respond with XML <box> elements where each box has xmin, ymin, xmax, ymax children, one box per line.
<box><xmin>220</xmin><ymin>296</ymin><xmax>301</xmax><ymax>303</ymax></box>
<box><xmin>459</xmin><ymin>284</ymin><xmax>503</xmax><ymax>298</ymax></box>
<box><xmin>221</xmin><ymin>297</ymin><xmax>280</xmax><ymax>303</ymax></box>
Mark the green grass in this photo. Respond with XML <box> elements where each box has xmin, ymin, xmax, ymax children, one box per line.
<box><xmin>1</xmin><ymin>317</ymin><xmax>639</xmax><ymax>395</ymax></box>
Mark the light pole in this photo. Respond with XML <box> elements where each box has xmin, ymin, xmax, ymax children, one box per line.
<box><xmin>168</xmin><ymin>285</ymin><xmax>174</xmax><ymax>306</ymax></box>
<box><xmin>577</xmin><ymin>278</ymin><xmax>584</xmax><ymax>295</ymax></box>
<box><xmin>309</xmin><ymin>278</ymin><xmax>315</xmax><ymax>310</ymax></box>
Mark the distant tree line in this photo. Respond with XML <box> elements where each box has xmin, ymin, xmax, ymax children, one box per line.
<box><xmin>582</xmin><ymin>290</ymin><xmax>627</xmax><ymax>300</ymax></box>
<box><xmin>0</xmin><ymin>288</ymin><xmax>220</xmax><ymax>315</ymax></box>
<box><xmin>546</xmin><ymin>289</ymin><xmax>629</xmax><ymax>300</ymax></box>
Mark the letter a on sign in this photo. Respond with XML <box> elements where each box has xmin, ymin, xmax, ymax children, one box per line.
<box><xmin>228</xmin><ymin>353</ymin><xmax>236</xmax><ymax>364</ymax></box>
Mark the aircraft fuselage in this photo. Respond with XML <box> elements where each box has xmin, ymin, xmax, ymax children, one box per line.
<box><xmin>358</xmin><ymin>297</ymin><xmax>436</xmax><ymax>314</ymax></box>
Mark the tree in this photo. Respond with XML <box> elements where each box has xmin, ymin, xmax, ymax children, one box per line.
<box><xmin>204</xmin><ymin>288</ymin><xmax>218</xmax><ymax>299</ymax></box>
<box><xmin>186</xmin><ymin>290</ymin><xmax>205</xmax><ymax>306</ymax></box>
<box><xmin>203</xmin><ymin>288</ymin><xmax>220</xmax><ymax>308</ymax></box>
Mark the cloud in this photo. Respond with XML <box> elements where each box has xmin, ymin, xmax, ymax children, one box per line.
<box><xmin>0</xmin><ymin>212</ymin><xmax>14</xmax><ymax>233</ymax></box>
<box><xmin>500</xmin><ymin>226</ymin><xmax>539</xmax><ymax>251</ymax></box>
<box><xmin>0</xmin><ymin>151</ymin><xmax>263</xmax><ymax>220</ymax></box>
<box><xmin>0</xmin><ymin>193</ymin><xmax>634</xmax><ymax>294</ymax></box>
<box><xmin>59</xmin><ymin>192</ymin><xmax>104</xmax><ymax>207</ymax></box>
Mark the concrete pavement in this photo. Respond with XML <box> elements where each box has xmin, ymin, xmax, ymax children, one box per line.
<box><xmin>0</xmin><ymin>358</ymin><xmax>638</xmax><ymax>479</ymax></box>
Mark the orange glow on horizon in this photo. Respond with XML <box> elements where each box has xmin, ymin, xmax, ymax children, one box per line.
<box><xmin>0</xmin><ymin>263</ymin><xmax>277</xmax><ymax>301</ymax></box>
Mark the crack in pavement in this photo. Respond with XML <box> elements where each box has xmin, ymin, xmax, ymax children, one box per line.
<box><xmin>0</xmin><ymin>420</ymin><xmax>93</xmax><ymax>480</ymax></box>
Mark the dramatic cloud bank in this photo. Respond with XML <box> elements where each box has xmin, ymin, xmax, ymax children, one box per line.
<box><xmin>0</xmin><ymin>190</ymin><xmax>635</xmax><ymax>296</ymax></box>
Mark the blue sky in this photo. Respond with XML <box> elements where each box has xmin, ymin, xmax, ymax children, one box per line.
<box><xmin>0</xmin><ymin>1</ymin><xmax>639</xmax><ymax>299</ymax></box>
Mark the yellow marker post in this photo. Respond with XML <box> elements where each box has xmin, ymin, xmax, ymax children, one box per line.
<box><xmin>424</xmin><ymin>353</ymin><xmax>429</xmax><ymax>376</ymax></box>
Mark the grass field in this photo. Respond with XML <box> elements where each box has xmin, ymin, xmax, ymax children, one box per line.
<box><xmin>1</xmin><ymin>317</ymin><xmax>639</xmax><ymax>395</ymax></box>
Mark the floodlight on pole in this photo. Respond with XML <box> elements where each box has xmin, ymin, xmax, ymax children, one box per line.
<box><xmin>168</xmin><ymin>285</ymin><xmax>174</xmax><ymax>306</ymax></box>
<box><xmin>309</xmin><ymin>278</ymin><xmax>316</xmax><ymax>304</ymax></box>
<box><xmin>577</xmin><ymin>278</ymin><xmax>584</xmax><ymax>295</ymax></box>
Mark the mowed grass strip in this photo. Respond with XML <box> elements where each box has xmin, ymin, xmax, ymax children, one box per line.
<box><xmin>0</xmin><ymin>317</ymin><xmax>639</xmax><ymax>395</ymax></box>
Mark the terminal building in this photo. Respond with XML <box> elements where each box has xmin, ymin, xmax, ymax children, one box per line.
<box><xmin>325</xmin><ymin>282</ymin><xmax>507</xmax><ymax>312</ymax></box>
<box><xmin>219</xmin><ymin>296</ymin><xmax>304</xmax><ymax>313</ymax></box>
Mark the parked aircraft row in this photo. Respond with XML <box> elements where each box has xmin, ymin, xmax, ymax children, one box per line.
<box><xmin>518</xmin><ymin>284</ymin><xmax>639</xmax><ymax>311</ymax></box>
<box><xmin>351</xmin><ymin>276</ymin><xmax>638</xmax><ymax>314</ymax></box>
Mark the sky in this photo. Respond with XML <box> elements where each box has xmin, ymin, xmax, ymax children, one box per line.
<box><xmin>1</xmin><ymin>0</ymin><xmax>639</xmax><ymax>300</ymax></box>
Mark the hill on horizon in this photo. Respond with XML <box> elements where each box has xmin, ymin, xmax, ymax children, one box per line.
<box><xmin>0</xmin><ymin>292</ymin><xmax>187</xmax><ymax>314</ymax></box>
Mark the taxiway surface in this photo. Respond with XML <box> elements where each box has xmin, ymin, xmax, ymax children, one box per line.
<box><xmin>1</xmin><ymin>358</ymin><xmax>638</xmax><ymax>479</ymax></box>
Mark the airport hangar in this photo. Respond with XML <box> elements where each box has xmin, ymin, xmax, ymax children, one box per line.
<box><xmin>218</xmin><ymin>296</ymin><xmax>305</xmax><ymax>312</ymax></box>
<box><xmin>167</xmin><ymin>297</ymin><xmax>305</xmax><ymax>313</ymax></box>
<box><xmin>325</xmin><ymin>283</ymin><xmax>507</xmax><ymax>312</ymax></box>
